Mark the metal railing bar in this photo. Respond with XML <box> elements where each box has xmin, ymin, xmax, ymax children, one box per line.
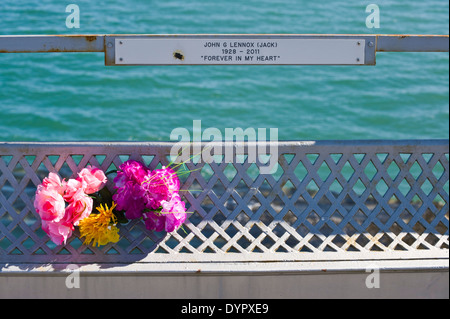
<box><xmin>0</xmin><ymin>34</ymin><xmax>448</xmax><ymax>54</ymax></box>
<box><xmin>0</xmin><ymin>35</ymin><xmax>105</xmax><ymax>53</ymax></box>
<box><xmin>377</xmin><ymin>35</ymin><xmax>449</xmax><ymax>52</ymax></box>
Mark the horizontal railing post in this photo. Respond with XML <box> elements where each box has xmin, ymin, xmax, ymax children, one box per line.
<box><xmin>377</xmin><ymin>35</ymin><xmax>450</xmax><ymax>52</ymax></box>
<box><xmin>0</xmin><ymin>35</ymin><xmax>105</xmax><ymax>53</ymax></box>
<box><xmin>0</xmin><ymin>140</ymin><xmax>448</xmax><ymax>266</ymax></box>
<box><xmin>1</xmin><ymin>34</ymin><xmax>448</xmax><ymax>66</ymax></box>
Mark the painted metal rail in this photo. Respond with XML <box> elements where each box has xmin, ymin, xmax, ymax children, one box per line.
<box><xmin>0</xmin><ymin>34</ymin><xmax>448</xmax><ymax>66</ymax></box>
<box><xmin>0</xmin><ymin>141</ymin><xmax>448</xmax><ymax>264</ymax></box>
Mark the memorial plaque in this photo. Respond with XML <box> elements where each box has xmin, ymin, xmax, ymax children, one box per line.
<box><xmin>114</xmin><ymin>38</ymin><xmax>367</xmax><ymax>65</ymax></box>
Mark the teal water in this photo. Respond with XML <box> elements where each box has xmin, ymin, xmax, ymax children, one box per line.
<box><xmin>0</xmin><ymin>0</ymin><xmax>448</xmax><ymax>142</ymax></box>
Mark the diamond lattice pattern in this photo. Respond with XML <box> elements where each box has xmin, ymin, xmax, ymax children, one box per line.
<box><xmin>0</xmin><ymin>142</ymin><xmax>448</xmax><ymax>263</ymax></box>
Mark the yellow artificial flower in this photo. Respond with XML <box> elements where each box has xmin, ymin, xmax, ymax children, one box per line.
<box><xmin>79</xmin><ymin>202</ymin><xmax>120</xmax><ymax>247</ymax></box>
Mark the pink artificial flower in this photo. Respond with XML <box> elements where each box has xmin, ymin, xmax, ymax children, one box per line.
<box><xmin>35</xmin><ymin>172</ymin><xmax>69</xmax><ymax>245</ymax></box>
<box><xmin>63</xmin><ymin>178</ymin><xmax>86</xmax><ymax>202</ymax></box>
<box><xmin>41</xmin><ymin>218</ymin><xmax>74</xmax><ymax>246</ymax></box>
<box><xmin>41</xmin><ymin>172</ymin><xmax>66</xmax><ymax>195</ymax></box>
<box><xmin>65</xmin><ymin>188</ymin><xmax>93</xmax><ymax>226</ymax></box>
<box><xmin>34</xmin><ymin>167</ymin><xmax>106</xmax><ymax>246</ymax></box>
<box><xmin>77</xmin><ymin>165</ymin><xmax>107</xmax><ymax>194</ymax></box>
<box><xmin>34</xmin><ymin>185</ymin><xmax>66</xmax><ymax>223</ymax></box>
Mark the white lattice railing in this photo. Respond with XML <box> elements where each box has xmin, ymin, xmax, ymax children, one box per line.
<box><xmin>0</xmin><ymin>140</ymin><xmax>448</xmax><ymax>268</ymax></box>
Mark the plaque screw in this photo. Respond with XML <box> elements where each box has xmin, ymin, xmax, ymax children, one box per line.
<box><xmin>107</xmin><ymin>42</ymin><xmax>113</xmax><ymax>48</ymax></box>
<box><xmin>368</xmin><ymin>41</ymin><xmax>374</xmax><ymax>47</ymax></box>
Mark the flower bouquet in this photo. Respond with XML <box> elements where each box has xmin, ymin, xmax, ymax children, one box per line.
<box><xmin>34</xmin><ymin>160</ymin><xmax>188</xmax><ymax>247</ymax></box>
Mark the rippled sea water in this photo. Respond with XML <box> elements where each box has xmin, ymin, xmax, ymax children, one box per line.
<box><xmin>0</xmin><ymin>0</ymin><xmax>448</xmax><ymax>142</ymax></box>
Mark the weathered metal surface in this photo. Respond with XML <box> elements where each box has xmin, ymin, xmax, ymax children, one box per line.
<box><xmin>1</xmin><ymin>270</ymin><xmax>447</xmax><ymax>299</ymax></box>
<box><xmin>105</xmin><ymin>34</ymin><xmax>377</xmax><ymax>66</ymax></box>
<box><xmin>1</xmin><ymin>34</ymin><xmax>448</xmax><ymax>66</ymax></box>
<box><xmin>0</xmin><ymin>35</ymin><xmax>105</xmax><ymax>53</ymax></box>
<box><xmin>113</xmin><ymin>37</ymin><xmax>368</xmax><ymax>65</ymax></box>
<box><xmin>1</xmin><ymin>257</ymin><xmax>448</xmax><ymax>274</ymax></box>
<box><xmin>0</xmin><ymin>140</ymin><xmax>448</xmax><ymax>271</ymax></box>
<box><xmin>377</xmin><ymin>35</ymin><xmax>449</xmax><ymax>52</ymax></box>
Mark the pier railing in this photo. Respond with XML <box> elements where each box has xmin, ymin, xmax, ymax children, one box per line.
<box><xmin>1</xmin><ymin>34</ymin><xmax>448</xmax><ymax>66</ymax></box>
<box><xmin>0</xmin><ymin>141</ymin><xmax>448</xmax><ymax>266</ymax></box>
<box><xmin>0</xmin><ymin>34</ymin><xmax>448</xmax><ymax>298</ymax></box>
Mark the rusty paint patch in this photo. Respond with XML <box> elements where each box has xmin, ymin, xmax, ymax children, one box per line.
<box><xmin>47</xmin><ymin>48</ymin><xmax>64</xmax><ymax>53</ymax></box>
<box><xmin>85</xmin><ymin>36</ymin><xmax>97</xmax><ymax>42</ymax></box>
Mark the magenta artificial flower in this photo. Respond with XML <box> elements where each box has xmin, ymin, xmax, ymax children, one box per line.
<box><xmin>142</xmin><ymin>167</ymin><xmax>181</xmax><ymax>210</ymax></box>
<box><xmin>147</xmin><ymin>167</ymin><xmax>180</xmax><ymax>193</ymax></box>
<box><xmin>114</xmin><ymin>160</ymin><xmax>149</xmax><ymax>187</ymax></box>
<box><xmin>113</xmin><ymin>182</ymin><xmax>147</xmax><ymax>219</ymax></box>
<box><xmin>161</xmin><ymin>192</ymin><xmax>187</xmax><ymax>232</ymax></box>
<box><xmin>142</xmin><ymin>193</ymin><xmax>187</xmax><ymax>232</ymax></box>
<box><xmin>143</xmin><ymin>212</ymin><xmax>166</xmax><ymax>232</ymax></box>
<box><xmin>113</xmin><ymin>160</ymin><xmax>151</xmax><ymax>219</ymax></box>
<box><xmin>113</xmin><ymin>161</ymin><xmax>187</xmax><ymax>232</ymax></box>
